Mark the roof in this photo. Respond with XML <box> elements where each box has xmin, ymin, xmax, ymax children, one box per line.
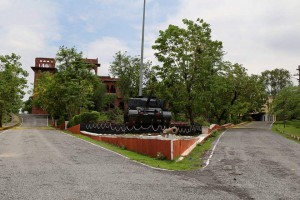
<box><xmin>99</xmin><ymin>76</ymin><xmax>119</xmax><ymax>82</ymax></box>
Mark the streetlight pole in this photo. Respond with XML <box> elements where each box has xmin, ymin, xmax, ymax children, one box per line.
<box><xmin>297</xmin><ymin>65</ymin><xmax>300</xmax><ymax>87</ymax></box>
<box><xmin>139</xmin><ymin>0</ymin><xmax>146</xmax><ymax>97</ymax></box>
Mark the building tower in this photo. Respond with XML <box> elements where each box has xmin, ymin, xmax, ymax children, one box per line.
<box><xmin>31</xmin><ymin>58</ymin><xmax>57</xmax><ymax>114</ymax></box>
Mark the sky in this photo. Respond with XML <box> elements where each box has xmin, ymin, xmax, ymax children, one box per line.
<box><xmin>1</xmin><ymin>0</ymin><xmax>300</xmax><ymax>98</ymax></box>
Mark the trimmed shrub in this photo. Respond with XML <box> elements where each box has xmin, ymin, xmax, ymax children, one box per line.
<box><xmin>98</xmin><ymin>112</ymin><xmax>108</xmax><ymax>122</ymax></box>
<box><xmin>80</xmin><ymin>111</ymin><xmax>100</xmax><ymax>123</ymax></box>
<box><xmin>73</xmin><ymin>115</ymin><xmax>81</xmax><ymax>125</ymax></box>
<box><xmin>107</xmin><ymin>108</ymin><xmax>123</xmax><ymax>123</ymax></box>
<box><xmin>67</xmin><ymin>118</ymin><xmax>75</xmax><ymax>128</ymax></box>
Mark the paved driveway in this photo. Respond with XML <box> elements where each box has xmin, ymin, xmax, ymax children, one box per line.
<box><xmin>0</xmin><ymin>116</ymin><xmax>299</xmax><ymax>199</ymax></box>
<box><xmin>178</xmin><ymin>121</ymin><xmax>300</xmax><ymax>199</ymax></box>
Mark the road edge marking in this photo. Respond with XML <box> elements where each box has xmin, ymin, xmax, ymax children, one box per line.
<box><xmin>0</xmin><ymin>130</ymin><xmax>9</xmax><ymax>135</ymax></box>
<box><xmin>202</xmin><ymin>130</ymin><xmax>227</xmax><ymax>169</ymax></box>
<box><xmin>269</xmin><ymin>121</ymin><xmax>276</xmax><ymax>129</ymax></box>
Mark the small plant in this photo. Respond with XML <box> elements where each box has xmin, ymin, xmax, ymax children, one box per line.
<box><xmin>119</xmin><ymin>144</ymin><xmax>126</xmax><ymax>150</ymax></box>
<box><xmin>156</xmin><ymin>152</ymin><xmax>166</xmax><ymax>160</ymax></box>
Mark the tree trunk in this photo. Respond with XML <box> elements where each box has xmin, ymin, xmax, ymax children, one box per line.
<box><xmin>216</xmin><ymin>91</ymin><xmax>238</xmax><ymax>124</ymax></box>
<box><xmin>0</xmin><ymin>112</ymin><xmax>3</xmax><ymax>128</ymax></box>
<box><xmin>186</xmin><ymin>105</ymin><xmax>194</xmax><ymax>125</ymax></box>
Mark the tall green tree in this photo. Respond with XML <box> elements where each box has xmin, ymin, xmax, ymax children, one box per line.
<box><xmin>208</xmin><ymin>63</ymin><xmax>267</xmax><ymax>123</ymax></box>
<box><xmin>152</xmin><ymin>18</ymin><xmax>224</xmax><ymax>124</ymax></box>
<box><xmin>271</xmin><ymin>86</ymin><xmax>300</xmax><ymax>120</ymax></box>
<box><xmin>261</xmin><ymin>68</ymin><xmax>293</xmax><ymax>97</ymax></box>
<box><xmin>0</xmin><ymin>53</ymin><xmax>28</xmax><ymax>127</ymax></box>
<box><xmin>109</xmin><ymin>51</ymin><xmax>154</xmax><ymax>101</ymax></box>
<box><xmin>35</xmin><ymin>46</ymin><xmax>104</xmax><ymax>120</ymax></box>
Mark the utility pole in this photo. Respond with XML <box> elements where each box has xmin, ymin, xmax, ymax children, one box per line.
<box><xmin>297</xmin><ymin>65</ymin><xmax>300</xmax><ymax>87</ymax></box>
<box><xmin>139</xmin><ymin>0</ymin><xmax>146</xmax><ymax>97</ymax></box>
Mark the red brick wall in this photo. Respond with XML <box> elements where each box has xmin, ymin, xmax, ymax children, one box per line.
<box><xmin>81</xmin><ymin>133</ymin><xmax>172</xmax><ymax>160</ymax></box>
<box><xmin>67</xmin><ymin>124</ymin><xmax>199</xmax><ymax>160</ymax></box>
<box><xmin>67</xmin><ymin>124</ymin><xmax>81</xmax><ymax>134</ymax></box>
<box><xmin>173</xmin><ymin>138</ymin><xmax>198</xmax><ymax>158</ymax></box>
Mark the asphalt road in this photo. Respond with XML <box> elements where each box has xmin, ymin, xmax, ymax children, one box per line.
<box><xmin>0</xmin><ymin>115</ymin><xmax>299</xmax><ymax>199</ymax></box>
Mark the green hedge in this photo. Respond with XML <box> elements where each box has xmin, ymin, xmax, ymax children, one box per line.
<box><xmin>67</xmin><ymin>111</ymin><xmax>109</xmax><ymax>128</ymax></box>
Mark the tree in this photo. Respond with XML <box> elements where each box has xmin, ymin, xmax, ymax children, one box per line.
<box><xmin>208</xmin><ymin>63</ymin><xmax>267</xmax><ymax>123</ymax></box>
<box><xmin>109</xmin><ymin>51</ymin><xmax>154</xmax><ymax>102</ymax></box>
<box><xmin>22</xmin><ymin>96</ymin><xmax>33</xmax><ymax>114</ymax></box>
<box><xmin>152</xmin><ymin>18</ymin><xmax>224</xmax><ymax>124</ymax></box>
<box><xmin>271</xmin><ymin>86</ymin><xmax>300</xmax><ymax>121</ymax></box>
<box><xmin>0</xmin><ymin>53</ymin><xmax>28</xmax><ymax>127</ymax></box>
<box><xmin>261</xmin><ymin>68</ymin><xmax>293</xmax><ymax>97</ymax></box>
<box><xmin>34</xmin><ymin>46</ymin><xmax>105</xmax><ymax>120</ymax></box>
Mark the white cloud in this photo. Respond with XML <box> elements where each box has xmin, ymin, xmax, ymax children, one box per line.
<box><xmin>83</xmin><ymin>37</ymin><xmax>130</xmax><ymax>76</ymax></box>
<box><xmin>145</xmin><ymin>0</ymin><xmax>300</xmax><ymax>78</ymax></box>
<box><xmin>0</xmin><ymin>0</ymin><xmax>61</xmax><ymax>99</ymax></box>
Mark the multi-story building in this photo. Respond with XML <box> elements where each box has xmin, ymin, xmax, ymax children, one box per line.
<box><xmin>31</xmin><ymin>57</ymin><xmax>122</xmax><ymax>114</ymax></box>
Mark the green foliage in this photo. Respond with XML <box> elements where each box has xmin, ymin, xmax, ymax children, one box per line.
<box><xmin>80</xmin><ymin>111</ymin><xmax>100</xmax><ymax>123</ymax></box>
<box><xmin>261</xmin><ymin>68</ymin><xmax>293</xmax><ymax>97</ymax></box>
<box><xmin>103</xmin><ymin>93</ymin><xmax>117</xmax><ymax>109</ymax></box>
<box><xmin>90</xmin><ymin>80</ymin><xmax>106</xmax><ymax>111</ymax></box>
<box><xmin>152</xmin><ymin>18</ymin><xmax>267</xmax><ymax>124</ymax></box>
<box><xmin>68</xmin><ymin>111</ymin><xmax>110</xmax><ymax>127</ymax></box>
<box><xmin>57</xmin><ymin>116</ymin><xmax>65</xmax><ymax>126</ymax></box>
<box><xmin>68</xmin><ymin>114</ymin><xmax>81</xmax><ymax>128</ymax></box>
<box><xmin>98</xmin><ymin>112</ymin><xmax>109</xmax><ymax>122</ymax></box>
<box><xmin>208</xmin><ymin>63</ymin><xmax>267</xmax><ymax>123</ymax></box>
<box><xmin>272</xmin><ymin>121</ymin><xmax>300</xmax><ymax>143</ymax></box>
<box><xmin>22</xmin><ymin>96</ymin><xmax>33</xmax><ymax>114</ymax></box>
<box><xmin>34</xmin><ymin>46</ymin><xmax>105</xmax><ymax>120</ymax></box>
<box><xmin>153</xmin><ymin>18</ymin><xmax>224</xmax><ymax>124</ymax></box>
<box><xmin>271</xmin><ymin>86</ymin><xmax>300</xmax><ymax>120</ymax></box>
<box><xmin>106</xmin><ymin>107</ymin><xmax>123</xmax><ymax>123</ymax></box>
<box><xmin>0</xmin><ymin>53</ymin><xmax>28</xmax><ymax>127</ymax></box>
<box><xmin>109</xmin><ymin>51</ymin><xmax>155</xmax><ymax>101</ymax></box>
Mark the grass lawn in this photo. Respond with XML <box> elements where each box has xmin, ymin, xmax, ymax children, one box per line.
<box><xmin>64</xmin><ymin>131</ymin><xmax>222</xmax><ymax>171</ymax></box>
<box><xmin>272</xmin><ymin>120</ymin><xmax>300</xmax><ymax>143</ymax></box>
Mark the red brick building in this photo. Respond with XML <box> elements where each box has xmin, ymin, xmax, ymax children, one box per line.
<box><xmin>99</xmin><ymin>76</ymin><xmax>123</xmax><ymax>109</ymax></box>
<box><xmin>31</xmin><ymin>58</ymin><xmax>57</xmax><ymax>114</ymax></box>
<box><xmin>31</xmin><ymin>57</ymin><xmax>122</xmax><ymax>114</ymax></box>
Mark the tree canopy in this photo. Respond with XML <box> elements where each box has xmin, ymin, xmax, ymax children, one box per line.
<box><xmin>271</xmin><ymin>86</ymin><xmax>300</xmax><ymax>121</ymax></box>
<box><xmin>261</xmin><ymin>68</ymin><xmax>292</xmax><ymax>97</ymax></box>
<box><xmin>34</xmin><ymin>46</ymin><xmax>105</xmax><ymax>120</ymax></box>
<box><xmin>109</xmin><ymin>51</ymin><xmax>154</xmax><ymax>101</ymax></box>
<box><xmin>153</xmin><ymin>18</ymin><xmax>224</xmax><ymax>124</ymax></box>
<box><xmin>0</xmin><ymin>53</ymin><xmax>28</xmax><ymax>127</ymax></box>
<box><xmin>152</xmin><ymin>18</ymin><xmax>267</xmax><ymax>124</ymax></box>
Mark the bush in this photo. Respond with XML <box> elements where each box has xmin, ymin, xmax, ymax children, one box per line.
<box><xmin>80</xmin><ymin>111</ymin><xmax>100</xmax><ymax>123</ymax></box>
<box><xmin>107</xmin><ymin>108</ymin><xmax>123</xmax><ymax>123</ymax></box>
<box><xmin>156</xmin><ymin>152</ymin><xmax>166</xmax><ymax>160</ymax></box>
<box><xmin>57</xmin><ymin>116</ymin><xmax>65</xmax><ymax>126</ymax></box>
<box><xmin>194</xmin><ymin>116</ymin><xmax>210</xmax><ymax>126</ymax></box>
<box><xmin>98</xmin><ymin>112</ymin><xmax>108</xmax><ymax>122</ymax></box>
<box><xmin>73</xmin><ymin>115</ymin><xmax>81</xmax><ymax>125</ymax></box>
<box><xmin>67</xmin><ymin>118</ymin><xmax>75</xmax><ymax>128</ymax></box>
